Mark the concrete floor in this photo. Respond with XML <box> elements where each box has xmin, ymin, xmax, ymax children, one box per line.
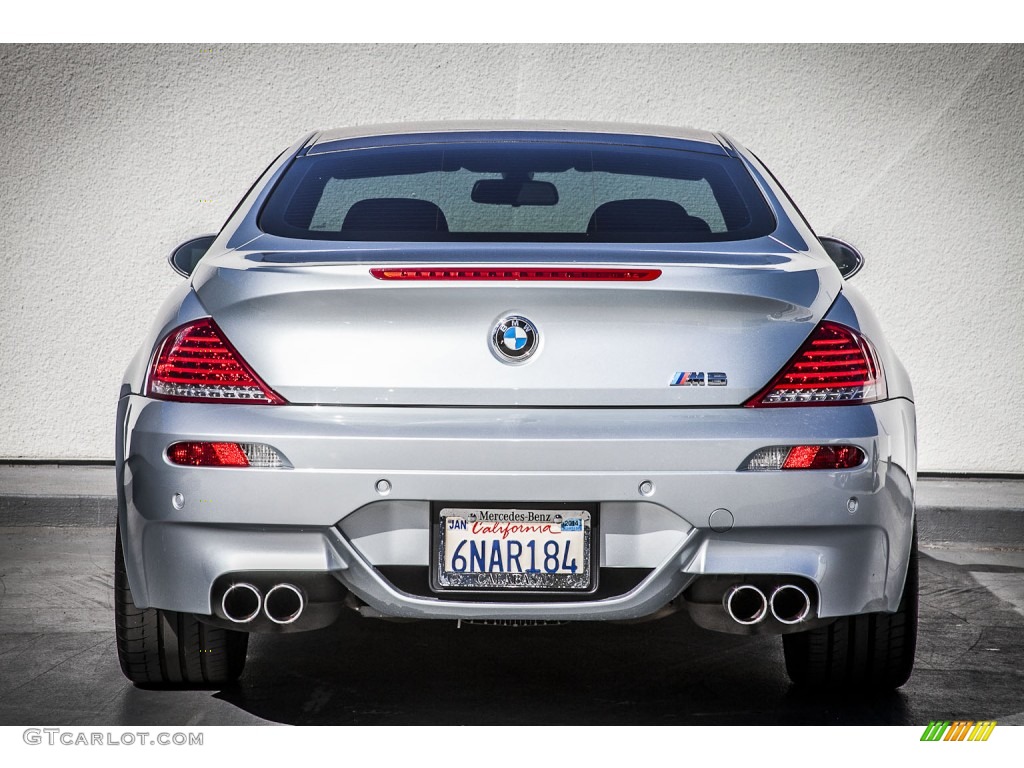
<box><xmin>0</xmin><ymin>524</ymin><xmax>1022</xmax><ymax>726</ymax></box>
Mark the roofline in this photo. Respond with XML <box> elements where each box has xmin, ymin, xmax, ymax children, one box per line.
<box><xmin>308</xmin><ymin>120</ymin><xmax>725</xmax><ymax>151</ymax></box>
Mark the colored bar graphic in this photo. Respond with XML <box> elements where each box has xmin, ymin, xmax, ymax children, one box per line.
<box><xmin>920</xmin><ymin>720</ymin><xmax>996</xmax><ymax>741</ymax></box>
<box><xmin>968</xmin><ymin>721</ymin><xmax>997</xmax><ymax>741</ymax></box>
<box><xmin>944</xmin><ymin>721</ymin><xmax>971</xmax><ymax>741</ymax></box>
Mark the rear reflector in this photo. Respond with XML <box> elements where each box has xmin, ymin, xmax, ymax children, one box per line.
<box><xmin>370</xmin><ymin>267</ymin><xmax>661</xmax><ymax>281</ymax></box>
<box><xmin>168</xmin><ymin>442</ymin><xmax>249</xmax><ymax>467</ymax></box>
<box><xmin>147</xmin><ymin>319</ymin><xmax>285</xmax><ymax>405</ymax></box>
<box><xmin>747</xmin><ymin>321</ymin><xmax>886</xmax><ymax>407</ymax></box>
<box><xmin>167</xmin><ymin>442</ymin><xmax>286</xmax><ymax>468</ymax></box>
<box><xmin>782</xmin><ymin>445</ymin><xmax>866</xmax><ymax>469</ymax></box>
<box><xmin>741</xmin><ymin>445</ymin><xmax>866</xmax><ymax>471</ymax></box>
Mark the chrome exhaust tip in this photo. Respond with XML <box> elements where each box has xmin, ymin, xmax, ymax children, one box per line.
<box><xmin>724</xmin><ymin>584</ymin><xmax>768</xmax><ymax>625</ymax></box>
<box><xmin>264</xmin><ymin>583</ymin><xmax>305</xmax><ymax>625</ymax></box>
<box><xmin>769</xmin><ymin>584</ymin><xmax>812</xmax><ymax>624</ymax></box>
<box><xmin>221</xmin><ymin>583</ymin><xmax>262</xmax><ymax>623</ymax></box>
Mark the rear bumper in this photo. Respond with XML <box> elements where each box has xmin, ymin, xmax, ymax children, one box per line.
<box><xmin>117</xmin><ymin>396</ymin><xmax>916</xmax><ymax>626</ymax></box>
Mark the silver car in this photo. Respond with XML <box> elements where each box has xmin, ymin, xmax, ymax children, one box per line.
<box><xmin>115</xmin><ymin>121</ymin><xmax>917</xmax><ymax>691</ymax></box>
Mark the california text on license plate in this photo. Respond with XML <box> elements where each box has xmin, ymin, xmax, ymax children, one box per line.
<box><xmin>436</xmin><ymin>507</ymin><xmax>593</xmax><ymax>590</ymax></box>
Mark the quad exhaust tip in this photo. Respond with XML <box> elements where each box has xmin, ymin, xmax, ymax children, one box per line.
<box><xmin>724</xmin><ymin>584</ymin><xmax>768</xmax><ymax>625</ymax></box>
<box><xmin>723</xmin><ymin>582</ymin><xmax>813</xmax><ymax>626</ymax></box>
<box><xmin>264</xmin><ymin>583</ymin><xmax>305</xmax><ymax>625</ymax></box>
<box><xmin>222</xmin><ymin>583</ymin><xmax>262</xmax><ymax>623</ymax></box>
<box><xmin>769</xmin><ymin>584</ymin><xmax>812</xmax><ymax>624</ymax></box>
<box><xmin>221</xmin><ymin>582</ymin><xmax>306</xmax><ymax>624</ymax></box>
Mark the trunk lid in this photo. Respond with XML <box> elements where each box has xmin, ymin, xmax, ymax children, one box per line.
<box><xmin>193</xmin><ymin>244</ymin><xmax>839</xmax><ymax>407</ymax></box>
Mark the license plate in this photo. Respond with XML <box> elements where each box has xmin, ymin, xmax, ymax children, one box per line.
<box><xmin>435</xmin><ymin>507</ymin><xmax>593</xmax><ymax>590</ymax></box>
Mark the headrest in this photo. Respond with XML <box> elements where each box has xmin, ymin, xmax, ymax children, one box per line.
<box><xmin>587</xmin><ymin>199</ymin><xmax>710</xmax><ymax>234</ymax></box>
<box><xmin>342</xmin><ymin>198</ymin><xmax>449</xmax><ymax>232</ymax></box>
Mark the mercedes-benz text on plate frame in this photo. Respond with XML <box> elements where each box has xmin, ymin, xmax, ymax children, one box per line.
<box><xmin>115</xmin><ymin>120</ymin><xmax>917</xmax><ymax>693</ymax></box>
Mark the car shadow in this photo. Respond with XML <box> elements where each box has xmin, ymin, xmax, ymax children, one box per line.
<box><xmin>95</xmin><ymin>550</ymin><xmax>1024</xmax><ymax>726</ymax></box>
<box><xmin>207</xmin><ymin>607</ymin><xmax>921</xmax><ymax>725</ymax></box>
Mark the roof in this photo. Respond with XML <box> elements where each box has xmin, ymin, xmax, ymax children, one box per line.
<box><xmin>307</xmin><ymin>120</ymin><xmax>728</xmax><ymax>156</ymax></box>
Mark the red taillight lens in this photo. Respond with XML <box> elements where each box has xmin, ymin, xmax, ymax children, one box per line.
<box><xmin>747</xmin><ymin>321</ymin><xmax>886</xmax><ymax>407</ymax></box>
<box><xmin>740</xmin><ymin>444</ymin><xmax>866</xmax><ymax>471</ymax></box>
<box><xmin>147</xmin><ymin>319</ymin><xmax>285</xmax><ymax>405</ymax></box>
<box><xmin>370</xmin><ymin>267</ymin><xmax>661</xmax><ymax>281</ymax></box>
<box><xmin>166</xmin><ymin>441</ymin><xmax>287</xmax><ymax>467</ymax></box>
<box><xmin>168</xmin><ymin>442</ymin><xmax>251</xmax><ymax>467</ymax></box>
<box><xmin>781</xmin><ymin>445</ymin><xmax>866</xmax><ymax>469</ymax></box>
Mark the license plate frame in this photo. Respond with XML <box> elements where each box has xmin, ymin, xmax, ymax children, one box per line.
<box><xmin>430</xmin><ymin>503</ymin><xmax>597</xmax><ymax>593</ymax></box>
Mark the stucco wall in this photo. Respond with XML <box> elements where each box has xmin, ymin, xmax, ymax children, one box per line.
<box><xmin>1</xmin><ymin>44</ymin><xmax>1021</xmax><ymax>471</ymax></box>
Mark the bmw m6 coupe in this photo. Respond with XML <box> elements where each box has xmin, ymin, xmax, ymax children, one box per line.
<box><xmin>115</xmin><ymin>121</ymin><xmax>917</xmax><ymax>691</ymax></box>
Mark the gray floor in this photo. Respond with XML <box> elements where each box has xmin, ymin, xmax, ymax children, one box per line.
<box><xmin>0</xmin><ymin>470</ymin><xmax>1022</xmax><ymax>725</ymax></box>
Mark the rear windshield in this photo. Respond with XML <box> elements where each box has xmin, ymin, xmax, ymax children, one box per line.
<box><xmin>259</xmin><ymin>142</ymin><xmax>776</xmax><ymax>242</ymax></box>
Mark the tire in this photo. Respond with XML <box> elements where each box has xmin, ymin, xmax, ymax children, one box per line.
<box><xmin>114</xmin><ymin>524</ymin><xmax>248</xmax><ymax>687</ymax></box>
<box><xmin>783</xmin><ymin>529</ymin><xmax>918</xmax><ymax>692</ymax></box>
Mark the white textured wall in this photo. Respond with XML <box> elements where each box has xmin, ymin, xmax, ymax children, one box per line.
<box><xmin>1</xmin><ymin>44</ymin><xmax>1021</xmax><ymax>472</ymax></box>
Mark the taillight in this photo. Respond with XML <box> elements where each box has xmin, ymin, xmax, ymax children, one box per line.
<box><xmin>740</xmin><ymin>445</ymin><xmax>866</xmax><ymax>471</ymax></box>
<box><xmin>747</xmin><ymin>321</ymin><xmax>886</xmax><ymax>407</ymax></box>
<box><xmin>168</xmin><ymin>442</ymin><xmax>250</xmax><ymax>467</ymax></box>
<box><xmin>370</xmin><ymin>267</ymin><xmax>661</xmax><ymax>281</ymax></box>
<box><xmin>167</xmin><ymin>441</ymin><xmax>287</xmax><ymax>468</ymax></box>
<box><xmin>147</xmin><ymin>319</ymin><xmax>285</xmax><ymax>405</ymax></box>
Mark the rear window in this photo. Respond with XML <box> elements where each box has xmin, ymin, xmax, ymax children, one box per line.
<box><xmin>259</xmin><ymin>141</ymin><xmax>776</xmax><ymax>242</ymax></box>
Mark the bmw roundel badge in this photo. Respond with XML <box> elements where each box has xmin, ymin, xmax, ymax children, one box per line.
<box><xmin>491</xmin><ymin>315</ymin><xmax>539</xmax><ymax>363</ymax></box>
